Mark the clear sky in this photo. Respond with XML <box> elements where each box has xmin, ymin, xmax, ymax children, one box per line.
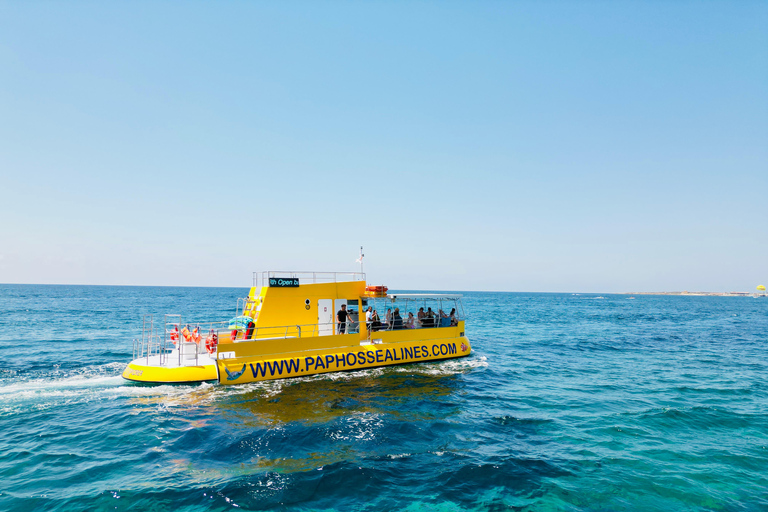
<box><xmin>1</xmin><ymin>1</ymin><xmax>766</xmax><ymax>292</ymax></box>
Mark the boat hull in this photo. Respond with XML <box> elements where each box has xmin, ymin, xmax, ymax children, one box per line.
<box><xmin>122</xmin><ymin>354</ymin><xmax>217</xmax><ymax>384</ymax></box>
<box><xmin>217</xmin><ymin>333</ymin><xmax>471</xmax><ymax>385</ymax></box>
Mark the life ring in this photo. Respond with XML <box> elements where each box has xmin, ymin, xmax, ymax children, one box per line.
<box><xmin>205</xmin><ymin>331</ymin><xmax>218</xmax><ymax>354</ymax></box>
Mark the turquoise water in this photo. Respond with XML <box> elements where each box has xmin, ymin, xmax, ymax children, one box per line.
<box><xmin>1</xmin><ymin>285</ymin><xmax>767</xmax><ymax>511</ymax></box>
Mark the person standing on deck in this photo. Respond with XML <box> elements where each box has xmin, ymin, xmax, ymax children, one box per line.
<box><xmin>365</xmin><ymin>306</ymin><xmax>373</xmax><ymax>336</ymax></box>
<box><xmin>337</xmin><ymin>304</ymin><xmax>349</xmax><ymax>334</ymax></box>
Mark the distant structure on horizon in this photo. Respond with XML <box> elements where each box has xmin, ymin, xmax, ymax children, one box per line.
<box><xmin>627</xmin><ymin>290</ymin><xmax>767</xmax><ymax>297</ymax></box>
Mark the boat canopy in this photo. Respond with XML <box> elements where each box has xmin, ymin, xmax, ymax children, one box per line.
<box><xmin>385</xmin><ymin>293</ymin><xmax>463</xmax><ymax>300</ymax></box>
<box><xmin>363</xmin><ymin>293</ymin><xmax>466</xmax><ymax>320</ymax></box>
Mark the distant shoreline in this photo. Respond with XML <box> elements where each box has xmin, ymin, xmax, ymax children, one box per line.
<box><xmin>622</xmin><ymin>292</ymin><xmax>767</xmax><ymax>297</ymax></box>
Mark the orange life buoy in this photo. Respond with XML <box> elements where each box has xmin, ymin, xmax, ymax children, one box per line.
<box><xmin>365</xmin><ymin>285</ymin><xmax>389</xmax><ymax>297</ymax></box>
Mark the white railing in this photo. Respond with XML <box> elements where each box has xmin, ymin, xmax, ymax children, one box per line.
<box><xmin>133</xmin><ymin>315</ymin><xmax>231</xmax><ymax>367</ymax></box>
<box><xmin>132</xmin><ymin>295</ymin><xmax>465</xmax><ymax>365</ymax></box>
<box><xmin>132</xmin><ymin>315</ymin><xmax>167</xmax><ymax>365</ymax></box>
<box><xmin>253</xmin><ymin>271</ymin><xmax>366</xmax><ymax>287</ymax></box>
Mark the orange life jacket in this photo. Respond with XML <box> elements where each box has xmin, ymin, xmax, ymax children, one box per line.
<box><xmin>205</xmin><ymin>331</ymin><xmax>218</xmax><ymax>354</ymax></box>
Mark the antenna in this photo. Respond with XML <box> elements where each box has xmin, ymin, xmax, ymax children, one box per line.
<box><xmin>356</xmin><ymin>246</ymin><xmax>364</xmax><ymax>274</ymax></box>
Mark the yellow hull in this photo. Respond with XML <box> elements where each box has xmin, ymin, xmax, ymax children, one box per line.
<box><xmin>122</xmin><ymin>359</ymin><xmax>217</xmax><ymax>384</ymax></box>
<box><xmin>217</xmin><ymin>333</ymin><xmax>471</xmax><ymax>385</ymax></box>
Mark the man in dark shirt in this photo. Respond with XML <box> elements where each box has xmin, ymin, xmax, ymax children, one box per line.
<box><xmin>337</xmin><ymin>304</ymin><xmax>349</xmax><ymax>334</ymax></box>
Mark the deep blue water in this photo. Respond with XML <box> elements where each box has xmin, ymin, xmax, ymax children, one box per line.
<box><xmin>1</xmin><ymin>285</ymin><xmax>767</xmax><ymax>511</ymax></box>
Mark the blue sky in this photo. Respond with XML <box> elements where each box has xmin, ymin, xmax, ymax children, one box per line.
<box><xmin>1</xmin><ymin>1</ymin><xmax>766</xmax><ymax>292</ymax></box>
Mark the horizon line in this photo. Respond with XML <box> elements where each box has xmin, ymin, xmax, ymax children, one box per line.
<box><xmin>0</xmin><ymin>282</ymin><xmax>762</xmax><ymax>295</ymax></box>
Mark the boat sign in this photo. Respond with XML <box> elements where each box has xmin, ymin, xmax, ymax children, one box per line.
<box><xmin>269</xmin><ymin>277</ymin><xmax>299</xmax><ymax>287</ymax></box>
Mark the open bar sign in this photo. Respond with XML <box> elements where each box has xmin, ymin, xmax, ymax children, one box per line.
<box><xmin>269</xmin><ymin>277</ymin><xmax>300</xmax><ymax>287</ymax></box>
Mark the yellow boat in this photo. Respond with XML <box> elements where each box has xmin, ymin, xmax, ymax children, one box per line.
<box><xmin>122</xmin><ymin>272</ymin><xmax>471</xmax><ymax>385</ymax></box>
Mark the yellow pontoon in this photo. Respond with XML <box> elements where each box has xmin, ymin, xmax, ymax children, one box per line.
<box><xmin>122</xmin><ymin>272</ymin><xmax>471</xmax><ymax>385</ymax></box>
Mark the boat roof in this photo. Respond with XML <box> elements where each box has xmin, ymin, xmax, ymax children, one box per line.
<box><xmin>384</xmin><ymin>293</ymin><xmax>463</xmax><ymax>300</ymax></box>
<box><xmin>253</xmin><ymin>271</ymin><xmax>365</xmax><ymax>287</ymax></box>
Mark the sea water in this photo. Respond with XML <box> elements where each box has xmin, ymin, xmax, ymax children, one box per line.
<box><xmin>0</xmin><ymin>285</ymin><xmax>766</xmax><ymax>511</ymax></box>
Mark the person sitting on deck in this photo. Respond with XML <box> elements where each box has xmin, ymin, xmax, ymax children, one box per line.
<box><xmin>424</xmin><ymin>307</ymin><xmax>436</xmax><ymax>328</ymax></box>
<box><xmin>439</xmin><ymin>309</ymin><xmax>451</xmax><ymax>327</ymax></box>
<box><xmin>405</xmin><ymin>312</ymin><xmax>416</xmax><ymax>329</ymax></box>
<box><xmin>393</xmin><ymin>308</ymin><xmax>403</xmax><ymax>329</ymax></box>
<box><xmin>417</xmin><ymin>307</ymin><xmax>426</xmax><ymax>328</ymax></box>
<box><xmin>385</xmin><ymin>308</ymin><xmax>393</xmax><ymax>329</ymax></box>
<box><xmin>370</xmin><ymin>310</ymin><xmax>382</xmax><ymax>332</ymax></box>
<box><xmin>449</xmin><ymin>308</ymin><xmax>458</xmax><ymax>326</ymax></box>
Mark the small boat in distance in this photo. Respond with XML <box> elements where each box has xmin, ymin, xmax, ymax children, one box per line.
<box><xmin>122</xmin><ymin>271</ymin><xmax>472</xmax><ymax>385</ymax></box>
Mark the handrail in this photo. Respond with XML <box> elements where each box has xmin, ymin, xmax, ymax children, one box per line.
<box><xmin>385</xmin><ymin>293</ymin><xmax>464</xmax><ymax>300</ymax></box>
<box><xmin>136</xmin><ymin>296</ymin><xmax>464</xmax><ymax>356</ymax></box>
<box><xmin>254</xmin><ymin>271</ymin><xmax>366</xmax><ymax>287</ymax></box>
<box><xmin>237</xmin><ymin>297</ymin><xmax>260</xmax><ymax>318</ymax></box>
<box><xmin>227</xmin><ymin>315</ymin><xmax>462</xmax><ymax>341</ymax></box>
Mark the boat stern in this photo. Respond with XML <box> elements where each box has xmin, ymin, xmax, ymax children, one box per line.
<box><xmin>122</xmin><ymin>356</ymin><xmax>217</xmax><ymax>384</ymax></box>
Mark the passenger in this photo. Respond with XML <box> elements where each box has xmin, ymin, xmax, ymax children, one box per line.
<box><xmin>371</xmin><ymin>310</ymin><xmax>382</xmax><ymax>332</ymax></box>
<box><xmin>385</xmin><ymin>308</ymin><xmax>393</xmax><ymax>330</ymax></box>
<box><xmin>439</xmin><ymin>309</ymin><xmax>451</xmax><ymax>327</ymax></box>
<box><xmin>425</xmin><ymin>307</ymin><xmax>436</xmax><ymax>328</ymax></box>
<box><xmin>405</xmin><ymin>312</ymin><xmax>416</xmax><ymax>329</ymax></box>
<box><xmin>337</xmin><ymin>304</ymin><xmax>349</xmax><ymax>334</ymax></box>
<box><xmin>393</xmin><ymin>308</ymin><xmax>403</xmax><ymax>329</ymax></box>
<box><xmin>365</xmin><ymin>306</ymin><xmax>373</xmax><ymax>336</ymax></box>
<box><xmin>449</xmin><ymin>308</ymin><xmax>458</xmax><ymax>326</ymax></box>
<box><xmin>417</xmin><ymin>307</ymin><xmax>426</xmax><ymax>328</ymax></box>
